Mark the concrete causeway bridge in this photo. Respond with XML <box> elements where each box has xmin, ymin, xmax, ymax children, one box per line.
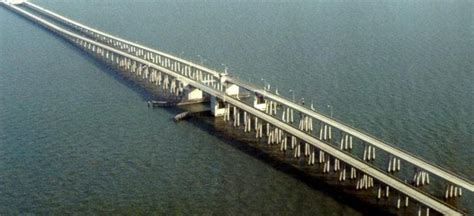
<box><xmin>2</xmin><ymin>1</ymin><xmax>472</xmax><ymax>215</ymax></box>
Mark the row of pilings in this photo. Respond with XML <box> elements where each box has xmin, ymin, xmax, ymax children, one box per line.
<box><xmin>14</xmin><ymin>3</ymin><xmax>467</xmax><ymax>214</ymax></box>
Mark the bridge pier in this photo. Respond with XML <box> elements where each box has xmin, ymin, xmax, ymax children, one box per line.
<box><xmin>225</xmin><ymin>83</ymin><xmax>240</xmax><ymax>96</ymax></box>
<box><xmin>413</xmin><ymin>169</ymin><xmax>430</xmax><ymax>186</ymax></box>
<box><xmin>180</xmin><ymin>81</ymin><xmax>203</xmax><ymax>101</ymax></box>
<box><xmin>8</xmin><ymin>2</ymin><xmax>471</xmax><ymax>214</ymax></box>
<box><xmin>298</xmin><ymin>115</ymin><xmax>313</xmax><ymax>133</ymax></box>
<box><xmin>253</xmin><ymin>94</ymin><xmax>266</xmax><ymax>111</ymax></box>
<box><xmin>265</xmin><ymin>100</ymin><xmax>277</xmax><ymax>115</ymax></box>
<box><xmin>339</xmin><ymin>133</ymin><xmax>353</xmax><ymax>150</ymax></box>
<box><xmin>210</xmin><ymin>96</ymin><xmax>225</xmax><ymax>117</ymax></box>
<box><xmin>319</xmin><ymin>123</ymin><xmax>332</xmax><ymax>141</ymax></box>
<box><xmin>363</xmin><ymin>144</ymin><xmax>376</xmax><ymax>161</ymax></box>
<box><xmin>388</xmin><ymin>155</ymin><xmax>401</xmax><ymax>173</ymax></box>
<box><xmin>445</xmin><ymin>183</ymin><xmax>463</xmax><ymax>199</ymax></box>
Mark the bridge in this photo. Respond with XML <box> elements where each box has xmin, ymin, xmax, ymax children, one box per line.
<box><xmin>2</xmin><ymin>1</ymin><xmax>472</xmax><ymax>215</ymax></box>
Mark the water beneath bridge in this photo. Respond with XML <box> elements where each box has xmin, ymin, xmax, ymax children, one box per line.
<box><xmin>0</xmin><ymin>0</ymin><xmax>472</xmax><ymax>214</ymax></box>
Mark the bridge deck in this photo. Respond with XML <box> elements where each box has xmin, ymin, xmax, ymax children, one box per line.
<box><xmin>21</xmin><ymin>1</ymin><xmax>474</xmax><ymax>193</ymax></box>
<box><xmin>228</xmin><ymin>77</ymin><xmax>474</xmax><ymax>192</ymax></box>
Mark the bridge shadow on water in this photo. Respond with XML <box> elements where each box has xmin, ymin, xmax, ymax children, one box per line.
<box><xmin>70</xmin><ymin>42</ymin><xmax>402</xmax><ymax>213</ymax></box>
<box><xmin>57</xmin><ymin>37</ymin><xmax>412</xmax><ymax>216</ymax></box>
<box><xmin>63</xmin><ymin>46</ymin><xmax>447</xmax><ymax>215</ymax></box>
<box><xmin>184</xmin><ymin>114</ymin><xmax>406</xmax><ymax>215</ymax></box>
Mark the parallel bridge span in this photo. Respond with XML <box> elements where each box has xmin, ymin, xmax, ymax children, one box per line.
<box><xmin>2</xmin><ymin>1</ymin><xmax>472</xmax><ymax>215</ymax></box>
<box><xmin>20</xmin><ymin>1</ymin><xmax>474</xmax><ymax>195</ymax></box>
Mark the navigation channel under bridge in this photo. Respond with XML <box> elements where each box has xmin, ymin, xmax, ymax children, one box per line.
<box><xmin>1</xmin><ymin>1</ymin><xmax>473</xmax><ymax>215</ymax></box>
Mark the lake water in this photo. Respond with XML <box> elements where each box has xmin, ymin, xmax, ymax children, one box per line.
<box><xmin>1</xmin><ymin>0</ymin><xmax>472</xmax><ymax>214</ymax></box>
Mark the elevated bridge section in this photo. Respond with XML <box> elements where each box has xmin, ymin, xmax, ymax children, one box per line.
<box><xmin>2</xmin><ymin>1</ymin><xmax>472</xmax><ymax>215</ymax></box>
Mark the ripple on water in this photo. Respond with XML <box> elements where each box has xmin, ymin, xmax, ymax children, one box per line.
<box><xmin>1</xmin><ymin>1</ymin><xmax>473</xmax><ymax>214</ymax></box>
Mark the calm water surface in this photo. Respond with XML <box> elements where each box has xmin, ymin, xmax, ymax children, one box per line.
<box><xmin>1</xmin><ymin>0</ymin><xmax>473</xmax><ymax>214</ymax></box>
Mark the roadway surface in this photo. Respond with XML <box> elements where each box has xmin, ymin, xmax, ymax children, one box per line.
<box><xmin>227</xmin><ymin>77</ymin><xmax>474</xmax><ymax>192</ymax></box>
<box><xmin>24</xmin><ymin>1</ymin><xmax>474</xmax><ymax>193</ymax></box>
